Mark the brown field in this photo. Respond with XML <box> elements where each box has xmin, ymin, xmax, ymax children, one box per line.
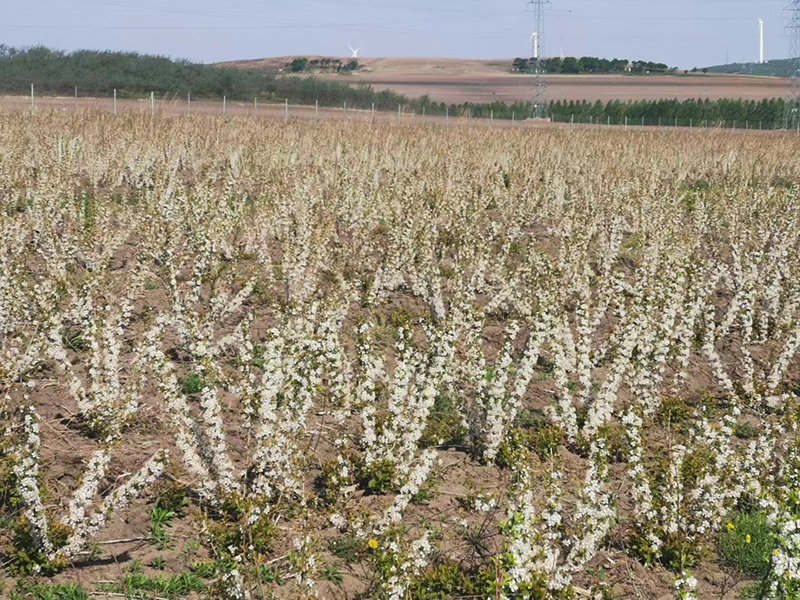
<box><xmin>341</xmin><ymin>73</ymin><xmax>787</xmax><ymax>104</ymax></box>
<box><xmin>0</xmin><ymin>94</ymin><xmax>510</xmax><ymax>126</ymax></box>
<box><xmin>0</xmin><ymin>95</ymin><xmax>420</xmax><ymax>123</ymax></box>
<box><xmin>2</xmin><ymin>95</ymin><xmax>786</xmax><ymax>133</ymax></box>
<box><xmin>219</xmin><ymin>56</ymin><xmax>787</xmax><ymax>104</ymax></box>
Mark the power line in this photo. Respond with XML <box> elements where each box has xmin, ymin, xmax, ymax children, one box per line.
<box><xmin>786</xmin><ymin>0</ymin><xmax>800</xmax><ymax>129</ymax></box>
<box><xmin>528</xmin><ymin>0</ymin><xmax>549</xmax><ymax>119</ymax></box>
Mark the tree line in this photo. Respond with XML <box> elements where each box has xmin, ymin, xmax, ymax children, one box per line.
<box><xmin>0</xmin><ymin>45</ymin><xmax>407</xmax><ymax>108</ymax></box>
<box><xmin>512</xmin><ymin>56</ymin><xmax>671</xmax><ymax>74</ymax></box>
<box><xmin>408</xmin><ymin>98</ymin><xmax>786</xmax><ymax>128</ymax></box>
<box><xmin>288</xmin><ymin>57</ymin><xmax>360</xmax><ymax>73</ymax></box>
<box><xmin>547</xmin><ymin>98</ymin><xmax>788</xmax><ymax>127</ymax></box>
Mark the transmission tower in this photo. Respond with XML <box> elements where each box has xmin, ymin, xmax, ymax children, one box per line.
<box><xmin>785</xmin><ymin>0</ymin><xmax>800</xmax><ymax>129</ymax></box>
<box><xmin>528</xmin><ymin>0</ymin><xmax>549</xmax><ymax>119</ymax></box>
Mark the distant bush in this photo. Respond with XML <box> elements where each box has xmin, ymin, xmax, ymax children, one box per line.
<box><xmin>289</xmin><ymin>58</ymin><xmax>309</xmax><ymax>73</ymax></box>
<box><xmin>512</xmin><ymin>55</ymin><xmax>671</xmax><ymax>74</ymax></box>
<box><xmin>285</xmin><ymin>57</ymin><xmax>359</xmax><ymax>73</ymax></box>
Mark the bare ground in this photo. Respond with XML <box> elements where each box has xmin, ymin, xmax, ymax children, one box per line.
<box><xmin>2</xmin><ymin>95</ymin><xmax>789</xmax><ymax>134</ymax></box>
<box><xmin>217</xmin><ymin>56</ymin><xmax>787</xmax><ymax>103</ymax></box>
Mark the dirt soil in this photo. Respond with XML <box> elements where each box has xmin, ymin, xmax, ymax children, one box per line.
<box><xmin>217</xmin><ymin>56</ymin><xmax>787</xmax><ymax>103</ymax></box>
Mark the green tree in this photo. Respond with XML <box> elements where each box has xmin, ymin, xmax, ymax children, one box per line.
<box><xmin>290</xmin><ymin>58</ymin><xmax>309</xmax><ymax>73</ymax></box>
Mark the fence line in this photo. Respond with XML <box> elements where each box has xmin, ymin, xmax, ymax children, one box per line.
<box><xmin>16</xmin><ymin>87</ymin><xmax>799</xmax><ymax>132</ymax></box>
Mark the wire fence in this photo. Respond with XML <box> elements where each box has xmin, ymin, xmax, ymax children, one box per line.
<box><xmin>551</xmin><ymin>113</ymin><xmax>794</xmax><ymax>131</ymax></box>
<box><xmin>7</xmin><ymin>87</ymin><xmax>799</xmax><ymax>132</ymax></box>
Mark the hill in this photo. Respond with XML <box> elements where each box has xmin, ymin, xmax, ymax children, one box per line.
<box><xmin>218</xmin><ymin>56</ymin><xmax>786</xmax><ymax>104</ymax></box>
<box><xmin>216</xmin><ymin>56</ymin><xmax>515</xmax><ymax>76</ymax></box>
<box><xmin>704</xmin><ymin>58</ymin><xmax>793</xmax><ymax>78</ymax></box>
<box><xmin>219</xmin><ymin>56</ymin><xmax>676</xmax><ymax>77</ymax></box>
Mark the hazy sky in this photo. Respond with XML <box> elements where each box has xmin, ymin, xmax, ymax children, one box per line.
<box><xmin>2</xmin><ymin>0</ymin><xmax>790</xmax><ymax>69</ymax></box>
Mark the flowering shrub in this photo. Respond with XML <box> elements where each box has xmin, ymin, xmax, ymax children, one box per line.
<box><xmin>2</xmin><ymin>112</ymin><xmax>800</xmax><ymax>598</ymax></box>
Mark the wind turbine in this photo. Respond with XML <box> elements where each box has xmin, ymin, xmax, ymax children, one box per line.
<box><xmin>348</xmin><ymin>45</ymin><xmax>361</xmax><ymax>59</ymax></box>
<box><xmin>758</xmin><ymin>19</ymin><xmax>765</xmax><ymax>64</ymax></box>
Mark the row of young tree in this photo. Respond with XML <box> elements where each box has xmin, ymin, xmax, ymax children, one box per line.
<box><xmin>410</xmin><ymin>98</ymin><xmax>788</xmax><ymax>129</ymax></box>
<box><xmin>547</xmin><ymin>98</ymin><xmax>789</xmax><ymax>127</ymax></box>
<box><xmin>512</xmin><ymin>56</ymin><xmax>671</xmax><ymax>74</ymax></box>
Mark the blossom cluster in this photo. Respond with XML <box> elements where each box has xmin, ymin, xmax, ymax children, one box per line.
<box><xmin>3</xmin><ymin>112</ymin><xmax>800</xmax><ymax>598</ymax></box>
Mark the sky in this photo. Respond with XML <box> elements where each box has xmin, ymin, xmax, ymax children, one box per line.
<box><xmin>1</xmin><ymin>0</ymin><xmax>791</xmax><ymax>69</ymax></box>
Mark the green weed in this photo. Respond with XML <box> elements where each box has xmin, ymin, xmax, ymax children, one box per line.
<box><xmin>719</xmin><ymin>511</ymin><xmax>774</xmax><ymax>577</ymax></box>
<box><xmin>12</xmin><ymin>583</ymin><xmax>88</xmax><ymax>600</ymax></box>
<box><xmin>149</xmin><ymin>506</ymin><xmax>177</xmax><ymax>550</ymax></box>
<box><xmin>421</xmin><ymin>393</ymin><xmax>466</xmax><ymax>448</ymax></box>
<box><xmin>178</xmin><ymin>373</ymin><xmax>204</xmax><ymax>395</ymax></box>
<box><xmin>61</xmin><ymin>328</ymin><xmax>88</xmax><ymax>352</ymax></box>
<box><xmin>98</xmin><ymin>572</ymin><xmax>204</xmax><ymax>598</ymax></box>
<box><xmin>321</xmin><ymin>563</ymin><xmax>344</xmax><ymax>585</ymax></box>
